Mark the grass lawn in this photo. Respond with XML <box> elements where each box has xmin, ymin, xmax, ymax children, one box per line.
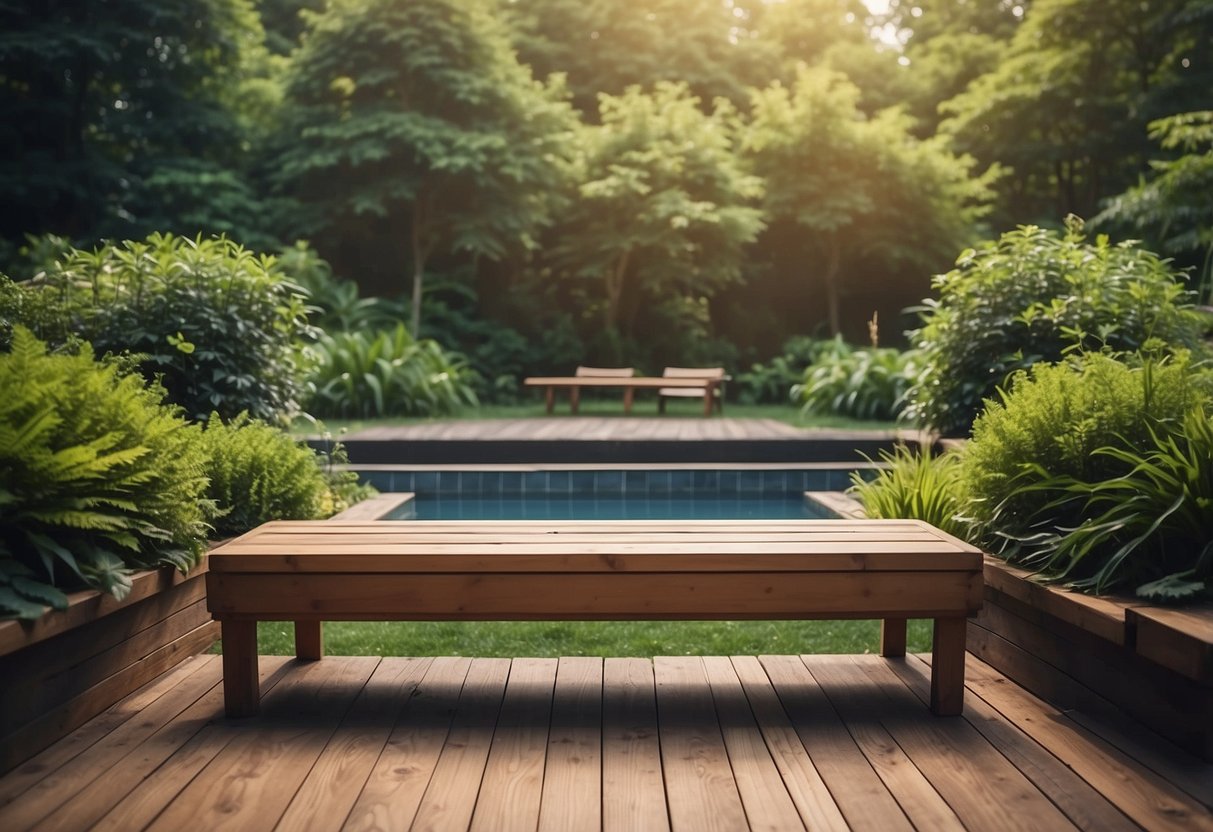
<box><xmin>250</xmin><ymin>619</ymin><xmax>933</xmax><ymax>657</ymax></box>
<box><xmin>295</xmin><ymin>400</ymin><xmax>901</xmax><ymax>436</ymax></box>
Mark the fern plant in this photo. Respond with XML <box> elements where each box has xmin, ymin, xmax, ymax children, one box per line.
<box><xmin>200</xmin><ymin>413</ymin><xmax>373</xmax><ymax>538</ymax></box>
<box><xmin>307</xmin><ymin>324</ymin><xmax>478</xmax><ymax>418</ymax></box>
<box><xmin>0</xmin><ymin>328</ymin><xmax>211</xmax><ymax>619</ymax></box>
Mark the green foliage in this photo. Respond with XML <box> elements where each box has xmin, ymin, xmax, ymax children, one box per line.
<box><xmin>940</xmin><ymin>0</ymin><xmax>1213</xmax><ymax>225</ymax></box>
<box><xmin>849</xmin><ymin>445</ymin><xmax>968</xmax><ymax>540</ymax></box>
<box><xmin>0</xmin><ymin>329</ymin><xmax>211</xmax><ymax>619</ymax></box>
<box><xmin>742</xmin><ymin>65</ymin><xmax>995</xmax><ymax>336</ymax></box>
<box><xmin>1096</xmin><ymin>111</ymin><xmax>1213</xmax><ymax>305</ymax></box>
<box><xmin>0</xmin><ymin>0</ymin><xmax>279</xmax><ymax>245</ymax></box>
<box><xmin>200</xmin><ymin>413</ymin><xmax>373</xmax><ymax>538</ymax></box>
<box><xmin>271</xmin><ymin>0</ymin><xmax>576</xmax><ymax>335</ymax></box>
<box><xmin>735</xmin><ymin>337</ymin><xmax>822</xmax><ymax>405</ymax></box>
<box><xmin>908</xmin><ymin>220</ymin><xmax>1207</xmax><ymax>435</ymax></box>
<box><xmin>307</xmin><ymin>324</ymin><xmax>478</xmax><ymax>418</ymax></box>
<box><xmin>794</xmin><ymin>340</ymin><xmax>921</xmax><ymax>421</ymax></box>
<box><xmin>550</xmin><ymin>82</ymin><xmax>764</xmax><ymax>343</ymax></box>
<box><xmin>9</xmin><ymin>234</ymin><xmax>315</xmax><ymax>422</ymax></box>
<box><xmin>960</xmin><ymin>353</ymin><xmax>1213</xmax><ymax>582</ymax></box>
<box><xmin>997</xmin><ymin>407</ymin><xmax>1213</xmax><ymax>601</ymax></box>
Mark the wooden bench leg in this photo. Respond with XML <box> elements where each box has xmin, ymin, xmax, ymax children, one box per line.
<box><xmin>544</xmin><ymin>386</ymin><xmax>555</xmax><ymax>414</ymax></box>
<box><xmin>570</xmin><ymin>386</ymin><xmax>580</xmax><ymax>414</ymax></box>
<box><xmin>880</xmin><ymin>618</ymin><xmax>907</xmax><ymax>657</ymax></box>
<box><xmin>703</xmin><ymin>390</ymin><xmax>713</xmax><ymax>417</ymax></box>
<box><xmin>296</xmin><ymin>620</ymin><xmax>323</xmax><ymax>660</ymax></box>
<box><xmin>222</xmin><ymin>619</ymin><xmax>260</xmax><ymax>718</ymax></box>
<box><xmin>623</xmin><ymin>387</ymin><xmax>634</xmax><ymax>415</ymax></box>
<box><xmin>930</xmin><ymin>617</ymin><xmax>967</xmax><ymax>716</ymax></box>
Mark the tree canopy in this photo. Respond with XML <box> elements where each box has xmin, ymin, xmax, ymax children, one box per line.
<box><xmin>2</xmin><ymin>0</ymin><xmax>1209</xmax><ymax>364</ymax></box>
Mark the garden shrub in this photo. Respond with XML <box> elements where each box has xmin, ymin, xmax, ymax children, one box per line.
<box><xmin>307</xmin><ymin>324</ymin><xmax>479</xmax><ymax>418</ymax></box>
<box><xmin>793</xmin><ymin>339</ymin><xmax>920</xmax><ymax>421</ymax></box>
<box><xmin>961</xmin><ymin>351</ymin><xmax>1213</xmax><ymax>599</ymax></box>
<box><xmin>0</xmin><ymin>328</ymin><xmax>211</xmax><ymax>619</ymax></box>
<box><xmin>848</xmin><ymin>445</ymin><xmax>968</xmax><ymax>539</ymax></box>
<box><xmin>200</xmin><ymin>413</ymin><xmax>375</xmax><ymax>539</ymax></box>
<box><xmin>7</xmin><ymin>233</ymin><xmax>315</xmax><ymax>422</ymax></box>
<box><xmin>907</xmin><ymin>217</ymin><xmax>1206</xmax><ymax>435</ymax></box>
<box><xmin>1025</xmin><ymin>407</ymin><xmax>1213</xmax><ymax>601</ymax></box>
<box><xmin>736</xmin><ymin>336</ymin><xmax>827</xmax><ymax>405</ymax></box>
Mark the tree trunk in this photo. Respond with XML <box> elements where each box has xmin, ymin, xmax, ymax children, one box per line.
<box><xmin>410</xmin><ymin>198</ymin><xmax>428</xmax><ymax>337</ymax></box>
<box><xmin>823</xmin><ymin>232</ymin><xmax>842</xmax><ymax>337</ymax></box>
<box><xmin>605</xmin><ymin>248</ymin><xmax>630</xmax><ymax>331</ymax></box>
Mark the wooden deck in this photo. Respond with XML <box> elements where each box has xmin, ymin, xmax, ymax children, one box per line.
<box><xmin>3</xmin><ymin>652</ymin><xmax>1210</xmax><ymax>831</ymax></box>
<box><xmin>331</xmin><ymin>419</ymin><xmax>909</xmax><ymax>464</ymax></box>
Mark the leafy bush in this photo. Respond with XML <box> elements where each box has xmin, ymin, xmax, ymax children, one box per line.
<box><xmin>0</xmin><ymin>329</ymin><xmax>211</xmax><ymax>618</ymax></box>
<box><xmin>961</xmin><ymin>351</ymin><xmax>1213</xmax><ymax>598</ymax></box>
<box><xmin>793</xmin><ymin>340</ymin><xmax>920</xmax><ymax>421</ymax></box>
<box><xmin>200</xmin><ymin>413</ymin><xmax>375</xmax><ymax>538</ymax></box>
<box><xmin>307</xmin><ymin>324</ymin><xmax>479</xmax><ymax>418</ymax></box>
<box><xmin>736</xmin><ymin>336</ymin><xmax>828</xmax><ymax>405</ymax></box>
<box><xmin>1010</xmin><ymin>408</ymin><xmax>1213</xmax><ymax>601</ymax></box>
<box><xmin>278</xmin><ymin>241</ymin><xmax>409</xmax><ymax>333</ymax></box>
<box><xmin>848</xmin><ymin>445</ymin><xmax>968</xmax><ymax>539</ymax></box>
<box><xmin>7</xmin><ymin>233</ymin><xmax>315</xmax><ymax>422</ymax></box>
<box><xmin>907</xmin><ymin>218</ymin><xmax>1206</xmax><ymax>435</ymax></box>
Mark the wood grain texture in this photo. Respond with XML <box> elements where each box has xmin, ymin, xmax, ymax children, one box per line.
<box><xmin>409</xmin><ymin>658</ymin><xmax>511</xmax><ymax>832</ymax></box>
<box><xmin>602</xmin><ymin>657</ymin><xmax>669</xmax><ymax>832</ymax></box>
<box><xmin>759</xmin><ymin>654</ymin><xmax>914</xmax><ymax>832</ymax></box>
<box><xmin>538</xmin><ymin>657</ymin><xmax>603</xmax><ymax>832</ymax></box>
<box><xmin>208</xmin><ymin>571</ymin><xmax>979</xmax><ymax>619</ymax></box>
<box><xmin>1128</xmin><ymin>605</ymin><xmax>1213</xmax><ymax>684</ymax></box>
<box><xmin>470</xmin><ymin>658</ymin><xmax>557</xmax><ymax>832</ymax></box>
<box><xmin>700</xmin><ymin>656</ymin><xmax>807</xmax><ymax>832</ymax></box>
<box><xmin>4</xmin><ymin>652</ymin><xmax>1211</xmax><ymax>832</ymax></box>
<box><xmin>653</xmin><ymin>656</ymin><xmax>749</xmax><ymax>832</ymax></box>
<box><xmin>342</xmin><ymin>657</ymin><xmax>472</xmax><ymax>832</ymax></box>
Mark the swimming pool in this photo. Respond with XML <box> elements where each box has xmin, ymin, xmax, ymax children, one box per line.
<box><xmin>368</xmin><ymin>466</ymin><xmax>859</xmax><ymax>521</ymax></box>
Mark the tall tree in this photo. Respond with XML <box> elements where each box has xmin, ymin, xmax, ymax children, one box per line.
<box><xmin>940</xmin><ymin>0</ymin><xmax>1212</xmax><ymax>225</ymax></box>
<box><xmin>271</xmin><ymin>0</ymin><xmax>576</xmax><ymax>335</ymax></box>
<box><xmin>0</xmin><ymin>0</ymin><xmax>276</xmax><ymax>247</ymax></box>
<box><xmin>743</xmin><ymin>66</ymin><xmax>994</xmax><ymax>336</ymax></box>
<box><xmin>549</xmin><ymin>83</ymin><xmax>764</xmax><ymax>356</ymax></box>
<box><xmin>504</xmin><ymin>0</ymin><xmax>772</xmax><ymax>115</ymax></box>
<box><xmin>1097</xmin><ymin>111</ymin><xmax>1213</xmax><ymax>304</ymax></box>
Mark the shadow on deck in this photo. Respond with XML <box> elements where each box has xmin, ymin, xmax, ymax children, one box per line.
<box><xmin>2</xmin><ymin>652</ymin><xmax>1210</xmax><ymax>831</ymax></box>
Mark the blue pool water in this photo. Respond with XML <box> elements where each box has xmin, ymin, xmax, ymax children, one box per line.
<box><xmin>385</xmin><ymin>493</ymin><xmax>836</xmax><ymax>521</ymax></box>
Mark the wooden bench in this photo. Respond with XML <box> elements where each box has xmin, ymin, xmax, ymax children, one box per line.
<box><xmin>207</xmin><ymin>519</ymin><xmax>983</xmax><ymax>718</ymax></box>
<box><xmin>524</xmin><ymin>376</ymin><xmax>725</xmax><ymax>416</ymax></box>
<box><xmin>658</xmin><ymin>366</ymin><xmax>728</xmax><ymax>415</ymax></box>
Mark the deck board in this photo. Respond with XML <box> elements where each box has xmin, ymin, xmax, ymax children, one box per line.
<box><xmin>2</xmin><ymin>652</ymin><xmax>1209</xmax><ymax>832</ymax></box>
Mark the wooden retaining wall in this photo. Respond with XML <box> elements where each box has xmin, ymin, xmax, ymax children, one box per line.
<box><xmin>0</xmin><ymin>564</ymin><xmax>218</xmax><ymax>773</ymax></box>
<box><xmin>970</xmin><ymin>557</ymin><xmax>1213</xmax><ymax>761</ymax></box>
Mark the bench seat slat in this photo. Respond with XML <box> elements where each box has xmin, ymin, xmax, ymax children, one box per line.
<box><xmin>210</xmin><ymin>549</ymin><xmax>980</xmax><ymax>574</ymax></box>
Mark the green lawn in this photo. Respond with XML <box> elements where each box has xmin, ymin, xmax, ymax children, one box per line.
<box><xmin>248</xmin><ymin>619</ymin><xmax>933</xmax><ymax>657</ymax></box>
<box><xmin>295</xmin><ymin>400</ymin><xmax>900</xmax><ymax>436</ymax></box>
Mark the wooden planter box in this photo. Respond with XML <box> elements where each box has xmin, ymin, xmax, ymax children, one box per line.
<box><xmin>971</xmin><ymin>557</ymin><xmax>1213</xmax><ymax>761</ymax></box>
<box><xmin>0</xmin><ymin>562</ymin><xmax>219</xmax><ymax>773</ymax></box>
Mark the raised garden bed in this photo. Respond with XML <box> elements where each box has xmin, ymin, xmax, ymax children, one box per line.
<box><xmin>972</xmin><ymin>557</ymin><xmax>1213</xmax><ymax>761</ymax></box>
<box><xmin>0</xmin><ymin>563</ymin><xmax>218</xmax><ymax>773</ymax></box>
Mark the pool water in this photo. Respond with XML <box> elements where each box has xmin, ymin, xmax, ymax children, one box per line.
<box><xmin>384</xmin><ymin>493</ymin><xmax>837</xmax><ymax>521</ymax></box>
